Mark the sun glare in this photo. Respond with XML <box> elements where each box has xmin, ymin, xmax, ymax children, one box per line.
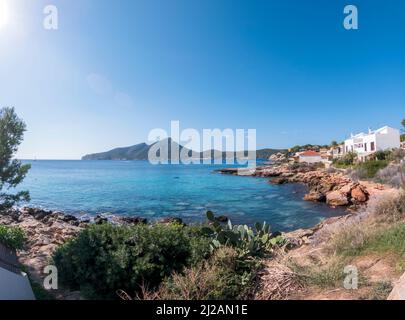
<box><xmin>0</xmin><ymin>0</ymin><xmax>10</xmax><ymax>28</ymax></box>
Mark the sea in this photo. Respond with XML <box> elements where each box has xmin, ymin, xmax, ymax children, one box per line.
<box><xmin>18</xmin><ymin>160</ymin><xmax>346</xmax><ymax>232</ymax></box>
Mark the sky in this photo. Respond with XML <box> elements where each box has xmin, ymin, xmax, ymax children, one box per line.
<box><xmin>0</xmin><ymin>0</ymin><xmax>404</xmax><ymax>159</ymax></box>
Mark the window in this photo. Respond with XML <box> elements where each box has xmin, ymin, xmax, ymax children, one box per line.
<box><xmin>371</xmin><ymin>142</ymin><xmax>375</xmax><ymax>151</ymax></box>
<box><xmin>364</xmin><ymin>143</ymin><xmax>367</xmax><ymax>152</ymax></box>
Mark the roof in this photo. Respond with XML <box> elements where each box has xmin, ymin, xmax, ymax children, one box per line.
<box><xmin>349</xmin><ymin>126</ymin><xmax>398</xmax><ymax>139</ymax></box>
<box><xmin>299</xmin><ymin>151</ymin><xmax>321</xmax><ymax>157</ymax></box>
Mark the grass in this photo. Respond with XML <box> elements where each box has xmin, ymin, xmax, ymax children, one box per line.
<box><xmin>366</xmin><ymin>223</ymin><xmax>405</xmax><ymax>254</ymax></box>
<box><xmin>355</xmin><ymin>160</ymin><xmax>389</xmax><ymax>180</ymax></box>
<box><xmin>20</xmin><ymin>265</ymin><xmax>55</xmax><ymax>300</ymax></box>
<box><xmin>289</xmin><ymin>258</ymin><xmax>348</xmax><ymax>288</ymax></box>
<box><xmin>30</xmin><ymin>280</ymin><xmax>55</xmax><ymax>300</ymax></box>
<box><xmin>362</xmin><ymin>281</ymin><xmax>393</xmax><ymax>300</ymax></box>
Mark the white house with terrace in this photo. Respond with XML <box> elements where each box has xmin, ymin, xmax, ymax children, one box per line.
<box><xmin>344</xmin><ymin>126</ymin><xmax>401</xmax><ymax>161</ymax></box>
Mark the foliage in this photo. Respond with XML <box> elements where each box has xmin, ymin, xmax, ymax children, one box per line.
<box><xmin>291</xmin><ymin>258</ymin><xmax>348</xmax><ymax>288</ymax></box>
<box><xmin>374</xmin><ymin>150</ymin><xmax>392</xmax><ymax>161</ymax></box>
<box><xmin>0</xmin><ymin>225</ymin><xmax>26</xmax><ymax>250</ymax></box>
<box><xmin>387</xmin><ymin>149</ymin><xmax>405</xmax><ymax>163</ymax></box>
<box><xmin>401</xmin><ymin>134</ymin><xmax>405</xmax><ymax>142</ymax></box>
<box><xmin>0</xmin><ymin>107</ymin><xmax>31</xmax><ymax>211</ymax></box>
<box><xmin>149</xmin><ymin>247</ymin><xmax>259</xmax><ymax>300</ymax></box>
<box><xmin>375</xmin><ymin>164</ymin><xmax>405</xmax><ymax>188</ymax></box>
<box><xmin>53</xmin><ymin>223</ymin><xmax>211</xmax><ymax>299</ymax></box>
<box><xmin>366</xmin><ymin>281</ymin><xmax>393</xmax><ymax>300</ymax></box>
<box><xmin>355</xmin><ymin>160</ymin><xmax>389</xmax><ymax>179</ymax></box>
<box><xmin>365</xmin><ymin>222</ymin><xmax>405</xmax><ymax>258</ymax></box>
<box><xmin>373</xmin><ymin>193</ymin><xmax>405</xmax><ymax>223</ymax></box>
<box><xmin>202</xmin><ymin>211</ymin><xmax>284</xmax><ymax>257</ymax></box>
<box><xmin>333</xmin><ymin>152</ymin><xmax>356</xmax><ymax>167</ymax></box>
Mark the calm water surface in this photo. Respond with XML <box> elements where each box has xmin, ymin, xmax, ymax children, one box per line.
<box><xmin>19</xmin><ymin>160</ymin><xmax>346</xmax><ymax>231</ymax></box>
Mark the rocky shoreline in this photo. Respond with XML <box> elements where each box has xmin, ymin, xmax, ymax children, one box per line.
<box><xmin>216</xmin><ymin>163</ymin><xmax>390</xmax><ymax>209</ymax></box>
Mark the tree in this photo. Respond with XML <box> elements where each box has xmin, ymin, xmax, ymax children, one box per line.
<box><xmin>0</xmin><ymin>107</ymin><xmax>31</xmax><ymax>211</ymax></box>
<box><xmin>402</xmin><ymin>118</ymin><xmax>405</xmax><ymax>129</ymax></box>
<box><xmin>331</xmin><ymin>141</ymin><xmax>338</xmax><ymax>147</ymax></box>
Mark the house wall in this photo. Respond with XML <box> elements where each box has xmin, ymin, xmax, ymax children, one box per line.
<box><xmin>0</xmin><ymin>268</ymin><xmax>35</xmax><ymax>300</ymax></box>
<box><xmin>298</xmin><ymin>156</ymin><xmax>322</xmax><ymax>163</ymax></box>
<box><xmin>375</xmin><ymin>127</ymin><xmax>400</xmax><ymax>150</ymax></box>
<box><xmin>344</xmin><ymin>127</ymin><xmax>400</xmax><ymax>155</ymax></box>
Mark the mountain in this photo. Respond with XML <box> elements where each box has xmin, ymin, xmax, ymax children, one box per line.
<box><xmin>81</xmin><ymin>139</ymin><xmax>284</xmax><ymax>161</ymax></box>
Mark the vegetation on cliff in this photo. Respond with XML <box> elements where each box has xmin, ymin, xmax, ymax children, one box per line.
<box><xmin>52</xmin><ymin>212</ymin><xmax>283</xmax><ymax>300</ymax></box>
<box><xmin>0</xmin><ymin>107</ymin><xmax>31</xmax><ymax>211</ymax></box>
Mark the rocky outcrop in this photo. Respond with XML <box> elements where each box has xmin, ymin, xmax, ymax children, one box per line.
<box><xmin>326</xmin><ymin>190</ymin><xmax>350</xmax><ymax>206</ymax></box>
<box><xmin>268</xmin><ymin>152</ymin><xmax>287</xmax><ymax>162</ymax></box>
<box><xmin>217</xmin><ymin>164</ymin><xmax>379</xmax><ymax>209</ymax></box>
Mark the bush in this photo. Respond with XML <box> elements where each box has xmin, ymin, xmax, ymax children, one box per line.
<box><xmin>0</xmin><ymin>225</ymin><xmax>26</xmax><ymax>250</ymax></box>
<box><xmin>203</xmin><ymin>211</ymin><xmax>284</xmax><ymax>257</ymax></box>
<box><xmin>372</xmin><ymin>193</ymin><xmax>405</xmax><ymax>223</ymax></box>
<box><xmin>355</xmin><ymin>160</ymin><xmax>389</xmax><ymax>179</ymax></box>
<box><xmin>53</xmin><ymin>223</ymin><xmax>211</xmax><ymax>299</ymax></box>
<box><xmin>365</xmin><ymin>222</ymin><xmax>405</xmax><ymax>258</ymax></box>
<box><xmin>333</xmin><ymin>152</ymin><xmax>356</xmax><ymax>167</ymax></box>
<box><xmin>374</xmin><ymin>150</ymin><xmax>392</xmax><ymax>161</ymax></box>
<box><xmin>387</xmin><ymin>149</ymin><xmax>405</xmax><ymax>163</ymax></box>
<box><xmin>149</xmin><ymin>247</ymin><xmax>258</xmax><ymax>300</ymax></box>
<box><xmin>375</xmin><ymin>164</ymin><xmax>405</xmax><ymax>188</ymax></box>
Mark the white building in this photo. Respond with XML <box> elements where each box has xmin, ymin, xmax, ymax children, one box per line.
<box><xmin>298</xmin><ymin>150</ymin><xmax>323</xmax><ymax>163</ymax></box>
<box><xmin>344</xmin><ymin>126</ymin><xmax>400</xmax><ymax>161</ymax></box>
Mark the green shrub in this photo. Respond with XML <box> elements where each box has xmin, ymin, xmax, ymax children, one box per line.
<box><xmin>365</xmin><ymin>222</ymin><xmax>405</xmax><ymax>257</ymax></box>
<box><xmin>356</xmin><ymin>160</ymin><xmax>389</xmax><ymax>179</ymax></box>
<box><xmin>151</xmin><ymin>247</ymin><xmax>258</xmax><ymax>300</ymax></box>
<box><xmin>203</xmin><ymin>211</ymin><xmax>284</xmax><ymax>257</ymax></box>
<box><xmin>53</xmin><ymin>223</ymin><xmax>211</xmax><ymax>299</ymax></box>
<box><xmin>333</xmin><ymin>152</ymin><xmax>356</xmax><ymax>167</ymax></box>
<box><xmin>374</xmin><ymin>150</ymin><xmax>392</xmax><ymax>161</ymax></box>
<box><xmin>375</xmin><ymin>164</ymin><xmax>405</xmax><ymax>188</ymax></box>
<box><xmin>366</xmin><ymin>281</ymin><xmax>393</xmax><ymax>300</ymax></box>
<box><xmin>0</xmin><ymin>225</ymin><xmax>26</xmax><ymax>250</ymax></box>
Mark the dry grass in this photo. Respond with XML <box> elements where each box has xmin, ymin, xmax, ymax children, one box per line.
<box><xmin>371</xmin><ymin>193</ymin><xmax>405</xmax><ymax>223</ymax></box>
<box><xmin>134</xmin><ymin>246</ymin><xmax>258</xmax><ymax>300</ymax></box>
<box><xmin>254</xmin><ymin>260</ymin><xmax>305</xmax><ymax>300</ymax></box>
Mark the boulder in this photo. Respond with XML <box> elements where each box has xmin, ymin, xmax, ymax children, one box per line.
<box><xmin>270</xmin><ymin>177</ymin><xmax>288</xmax><ymax>185</ymax></box>
<box><xmin>304</xmin><ymin>191</ymin><xmax>326</xmax><ymax>202</ymax></box>
<box><xmin>350</xmin><ymin>185</ymin><xmax>368</xmax><ymax>203</ymax></box>
<box><xmin>120</xmin><ymin>216</ymin><xmax>148</xmax><ymax>225</ymax></box>
<box><xmin>94</xmin><ymin>215</ymin><xmax>108</xmax><ymax>225</ymax></box>
<box><xmin>157</xmin><ymin>217</ymin><xmax>183</xmax><ymax>225</ymax></box>
<box><xmin>215</xmin><ymin>215</ymin><xmax>229</xmax><ymax>223</ymax></box>
<box><xmin>326</xmin><ymin>190</ymin><xmax>349</xmax><ymax>206</ymax></box>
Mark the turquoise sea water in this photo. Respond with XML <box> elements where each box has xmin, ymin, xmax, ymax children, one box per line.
<box><xmin>19</xmin><ymin>160</ymin><xmax>346</xmax><ymax>231</ymax></box>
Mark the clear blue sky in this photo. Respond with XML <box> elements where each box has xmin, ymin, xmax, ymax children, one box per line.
<box><xmin>1</xmin><ymin>0</ymin><xmax>404</xmax><ymax>159</ymax></box>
